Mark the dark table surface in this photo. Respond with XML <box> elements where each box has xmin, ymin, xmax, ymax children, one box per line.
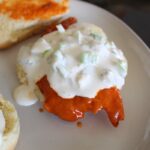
<box><xmin>82</xmin><ymin>0</ymin><xmax>150</xmax><ymax>48</ymax></box>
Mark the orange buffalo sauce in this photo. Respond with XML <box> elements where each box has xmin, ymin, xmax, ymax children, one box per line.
<box><xmin>44</xmin><ymin>17</ymin><xmax>77</xmax><ymax>34</ymax></box>
<box><xmin>0</xmin><ymin>0</ymin><xmax>68</xmax><ymax>20</ymax></box>
<box><xmin>77</xmin><ymin>121</ymin><xmax>82</xmax><ymax>128</ymax></box>
<box><xmin>37</xmin><ymin>76</ymin><xmax>125</xmax><ymax>127</ymax></box>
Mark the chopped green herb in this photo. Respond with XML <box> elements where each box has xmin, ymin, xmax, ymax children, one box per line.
<box><xmin>90</xmin><ymin>33</ymin><xmax>102</xmax><ymax>40</ymax></box>
<box><xmin>42</xmin><ymin>50</ymin><xmax>51</xmax><ymax>57</ymax></box>
<box><xmin>55</xmin><ymin>51</ymin><xmax>64</xmax><ymax>60</ymax></box>
<box><xmin>100</xmin><ymin>70</ymin><xmax>109</xmax><ymax>78</ymax></box>
<box><xmin>56</xmin><ymin>24</ymin><xmax>65</xmax><ymax>33</ymax></box>
<box><xmin>59</xmin><ymin>42</ymin><xmax>66</xmax><ymax>50</ymax></box>
<box><xmin>58</xmin><ymin>66</ymin><xmax>69</xmax><ymax>78</ymax></box>
<box><xmin>75</xmin><ymin>31</ymin><xmax>83</xmax><ymax>44</ymax></box>
<box><xmin>111</xmin><ymin>49</ymin><xmax>117</xmax><ymax>55</ymax></box>
<box><xmin>117</xmin><ymin>60</ymin><xmax>127</xmax><ymax>76</ymax></box>
<box><xmin>81</xmin><ymin>51</ymin><xmax>99</xmax><ymax>65</ymax></box>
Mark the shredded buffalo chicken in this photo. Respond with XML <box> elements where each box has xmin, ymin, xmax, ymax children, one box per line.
<box><xmin>37</xmin><ymin>76</ymin><xmax>124</xmax><ymax>127</ymax></box>
<box><xmin>36</xmin><ymin>17</ymin><xmax>125</xmax><ymax>127</ymax></box>
<box><xmin>44</xmin><ymin>17</ymin><xmax>77</xmax><ymax>34</ymax></box>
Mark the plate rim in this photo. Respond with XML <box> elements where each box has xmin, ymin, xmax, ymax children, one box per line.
<box><xmin>0</xmin><ymin>1</ymin><xmax>150</xmax><ymax>150</ymax></box>
<box><xmin>74</xmin><ymin>0</ymin><xmax>150</xmax><ymax>53</ymax></box>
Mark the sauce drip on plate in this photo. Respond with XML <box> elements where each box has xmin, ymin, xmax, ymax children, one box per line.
<box><xmin>77</xmin><ymin>121</ymin><xmax>82</xmax><ymax>128</ymax></box>
<box><xmin>39</xmin><ymin>108</ymin><xmax>44</xmax><ymax>112</ymax></box>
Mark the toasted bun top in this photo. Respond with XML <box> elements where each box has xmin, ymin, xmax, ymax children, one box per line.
<box><xmin>0</xmin><ymin>0</ymin><xmax>69</xmax><ymax>20</ymax></box>
<box><xmin>0</xmin><ymin>95</ymin><xmax>20</xmax><ymax>150</ymax></box>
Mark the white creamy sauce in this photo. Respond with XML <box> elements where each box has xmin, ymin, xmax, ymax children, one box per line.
<box><xmin>0</xmin><ymin>110</ymin><xmax>5</xmax><ymax>146</ymax></box>
<box><xmin>15</xmin><ymin>23</ymin><xmax>128</xmax><ymax>105</ymax></box>
<box><xmin>14</xmin><ymin>84</ymin><xmax>38</xmax><ymax>106</ymax></box>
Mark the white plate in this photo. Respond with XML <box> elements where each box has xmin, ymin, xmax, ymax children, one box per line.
<box><xmin>0</xmin><ymin>0</ymin><xmax>150</xmax><ymax>150</ymax></box>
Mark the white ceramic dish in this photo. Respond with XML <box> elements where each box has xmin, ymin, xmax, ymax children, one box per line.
<box><xmin>0</xmin><ymin>0</ymin><xmax>150</xmax><ymax>150</ymax></box>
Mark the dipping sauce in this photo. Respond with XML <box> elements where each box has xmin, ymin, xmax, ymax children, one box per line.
<box><xmin>17</xmin><ymin>22</ymin><xmax>127</xmax><ymax>99</ymax></box>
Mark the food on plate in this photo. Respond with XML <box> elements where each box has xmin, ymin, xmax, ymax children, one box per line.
<box><xmin>14</xmin><ymin>17</ymin><xmax>128</xmax><ymax>127</ymax></box>
<box><xmin>0</xmin><ymin>95</ymin><xmax>20</xmax><ymax>150</ymax></box>
<box><xmin>0</xmin><ymin>0</ymin><xmax>69</xmax><ymax>49</ymax></box>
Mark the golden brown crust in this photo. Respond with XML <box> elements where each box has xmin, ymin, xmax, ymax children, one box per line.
<box><xmin>3</xmin><ymin>132</ymin><xmax>19</xmax><ymax>150</ymax></box>
<box><xmin>0</xmin><ymin>0</ymin><xmax>69</xmax><ymax>50</ymax></box>
<box><xmin>0</xmin><ymin>0</ymin><xmax>69</xmax><ymax>20</ymax></box>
